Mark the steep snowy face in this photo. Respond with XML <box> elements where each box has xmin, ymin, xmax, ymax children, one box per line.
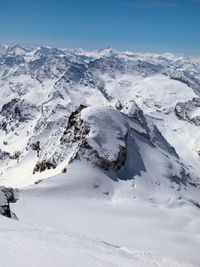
<box><xmin>80</xmin><ymin>106</ymin><xmax>128</xmax><ymax>172</ymax></box>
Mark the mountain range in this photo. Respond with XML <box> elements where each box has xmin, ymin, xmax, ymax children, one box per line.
<box><xmin>0</xmin><ymin>44</ymin><xmax>200</xmax><ymax>266</ymax></box>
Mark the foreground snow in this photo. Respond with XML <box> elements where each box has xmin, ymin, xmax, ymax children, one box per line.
<box><xmin>0</xmin><ymin>215</ymin><xmax>196</xmax><ymax>267</ymax></box>
<box><xmin>10</xmin><ymin>160</ymin><xmax>200</xmax><ymax>266</ymax></box>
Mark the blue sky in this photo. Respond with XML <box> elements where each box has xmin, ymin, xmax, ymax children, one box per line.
<box><xmin>0</xmin><ymin>0</ymin><xmax>200</xmax><ymax>54</ymax></box>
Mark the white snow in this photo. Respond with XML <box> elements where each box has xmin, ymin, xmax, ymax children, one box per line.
<box><xmin>10</xmin><ymin>160</ymin><xmax>200</xmax><ymax>267</ymax></box>
<box><xmin>0</xmin><ymin>215</ymin><xmax>196</xmax><ymax>267</ymax></box>
<box><xmin>81</xmin><ymin>106</ymin><xmax>127</xmax><ymax>160</ymax></box>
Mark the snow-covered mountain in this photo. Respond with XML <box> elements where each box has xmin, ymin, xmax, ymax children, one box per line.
<box><xmin>0</xmin><ymin>44</ymin><xmax>200</xmax><ymax>266</ymax></box>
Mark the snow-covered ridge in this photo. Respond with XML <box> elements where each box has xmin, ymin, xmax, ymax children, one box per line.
<box><xmin>0</xmin><ymin>43</ymin><xmax>199</xmax><ymax>186</ymax></box>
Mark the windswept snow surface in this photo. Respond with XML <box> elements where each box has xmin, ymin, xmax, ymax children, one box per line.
<box><xmin>0</xmin><ymin>215</ymin><xmax>196</xmax><ymax>267</ymax></box>
<box><xmin>11</xmin><ymin>161</ymin><xmax>200</xmax><ymax>266</ymax></box>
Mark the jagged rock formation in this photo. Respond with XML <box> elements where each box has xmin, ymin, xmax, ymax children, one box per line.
<box><xmin>0</xmin><ymin>98</ymin><xmax>40</xmax><ymax>133</ymax></box>
<box><xmin>33</xmin><ymin>104</ymin><xmax>89</xmax><ymax>173</ymax></box>
<box><xmin>31</xmin><ymin>104</ymin><xmax>139</xmax><ymax>174</ymax></box>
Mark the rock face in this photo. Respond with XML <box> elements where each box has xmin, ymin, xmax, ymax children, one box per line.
<box><xmin>33</xmin><ymin>104</ymin><xmax>89</xmax><ymax>173</ymax></box>
<box><xmin>32</xmin><ymin>104</ymin><xmax>128</xmax><ymax>174</ymax></box>
<box><xmin>79</xmin><ymin>106</ymin><xmax>128</xmax><ymax>172</ymax></box>
<box><xmin>175</xmin><ymin>97</ymin><xmax>200</xmax><ymax>126</ymax></box>
<box><xmin>0</xmin><ymin>98</ymin><xmax>39</xmax><ymax>133</ymax></box>
<box><xmin>0</xmin><ymin>186</ymin><xmax>17</xmax><ymax>218</ymax></box>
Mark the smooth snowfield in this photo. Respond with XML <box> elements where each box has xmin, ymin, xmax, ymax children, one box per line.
<box><xmin>12</xmin><ymin>161</ymin><xmax>200</xmax><ymax>267</ymax></box>
<box><xmin>0</xmin><ymin>216</ymin><xmax>196</xmax><ymax>267</ymax></box>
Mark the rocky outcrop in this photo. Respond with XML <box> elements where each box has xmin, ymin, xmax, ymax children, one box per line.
<box><xmin>33</xmin><ymin>159</ymin><xmax>57</xmax><ymax>173</ymax></box>
<box><xmin>33</xmin><ymin>102</ymin><xmax>181</xmax><ymax>180</ymax></box>
<box><xmin>0</xmin><ymin>186</ymin><xmax>17</xmax><ymax>218</ymax></box>
<box><xmin>0</xmin><ymin>98</ymin><xmax>39</xmax><ymax>133</ymax></box>
<box><xmin>175</xmin><ymin>97</ymin><xmax>200</xmax><ymax>126</ymax></box>
<box><xmin>33</xmin><ymin>104</ymin><xmax>129</xmax><ymax>174</ymax></box>
<box><xmin>1</xmin><ymin>98</ymin><xmax>39</xmax><ymax>122</ymax></box>
<box><xmin>0</xmin><ymin>149</ymin><xmax>21</xmax><ymax>162</ymax></box>
<box><xmin>81</xmin><ymin>139</ymin><xmax>127</xmax><ymax>172</ymax></box>
<box><xmin>60</xmin><ymin>104</ymin><xmax>89</xmax><ymax>144</ymax></box>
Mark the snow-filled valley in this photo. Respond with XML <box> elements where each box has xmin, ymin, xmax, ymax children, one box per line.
<box><xmin>0</xmin><ymin>44</ymin><xmax>200</xmax><ymax>266</ymax></box>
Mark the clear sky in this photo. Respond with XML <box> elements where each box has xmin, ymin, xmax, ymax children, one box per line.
<box><xmin>0</xmin><ymin>0</ymin><xmax>200</xmax><ymax>54</ymax></box>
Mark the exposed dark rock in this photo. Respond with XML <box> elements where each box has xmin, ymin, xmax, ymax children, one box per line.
<box><xmin>61</xmin><ymin>168</ymin><xmax>67</xmax><ymax>173</ymax></box>
<box><xmin>170</xmin><ymin>77</ymin><xmax>193</xmax><ymax>89</ymax></box>
<box><xmin>188</xmin><ymin>181</ymin><xmax>200</xmax><ymax>188</ymax></box>
<box><xmin>4</xmin><ymin>55</ymin><xmax>24</xmax><ymax>67</ymax></box>
<box><xmin>81</xmin><ymin>140</ymin><xmax>127</xmax><ymax>172</ymax></box>
<box><xmin>0</xmin><ymin>186</ymin><xmax>17</xmax><ymax>219</ymax></box>
<box><xmin>132</xmin><ymin>128</ymin><xmax>150</xmax><ymax>141</ymax></box>
<box><xmin>188</xmin><ymin>199</ymin><xmax>200</xmax><ymax>209</ymax></box>
<box><xmin>175</xmin><ymin>98</ymin><xmax>200</xmax><ymax>126</ymax></box>
<box><xmin>33</xmin><ymin>104</ymin><xmax>128</xmax><ymax>174</ymax></box>
<box><xmin>34</xmin><ymin>179</ymin><xmax>43</xmax><ymax>184</ymax></box>
<box><xmin>0</xmin><ymin>149</ymin><xmax>21</xmax><ymax>162</ymax></box>
<box><xmin>10</xmin><ymin>151</ymin><xmax>21</xmax><ymax>161</ymax></box>
<box><xmin>0</xmin><ymin>98</ymin><xmax>21</xmax><ymax>119</ymax></box>
<box><xmin>0</xmin><ymin>149</ymin><xmax>11</xmax><ymax>160</ymax></box>
<box><xmin>115</xmin><ymin>100</ymin><xmax>123</xmax><ymax>110</ymax></box>
<box><xmin>31</xmin><ymin>141</ymin><xmax>41</xmax><ymax>157</ymax></box>
<box><xmin>60</xmin><ymin>104</ymin><xmax>89</xmax><ymax>144</ymax></box>
<box><xmin>0</xmin><ymin>98</ymin><xmax>39</xmax><ymax>133</ymax></box>
<box><xmin>33</xmin><ymin>159</ymin><xmax>56</xmax><ymax>173</ymax></box>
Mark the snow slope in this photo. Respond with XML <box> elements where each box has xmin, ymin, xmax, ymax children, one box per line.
<box><xmin>0</xmin><ymin>215</ymin><xmax>196</xmax><ymax>267</ymax></box>
<box><xmin>10</xmin><ymin>160</ymin><xmax>200</xmax><ymax>266</ymax></box>
<box><xmin>10</xmin><ymin>105</ymin><xmax>200</xmax><ymax>266</ymax></box>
